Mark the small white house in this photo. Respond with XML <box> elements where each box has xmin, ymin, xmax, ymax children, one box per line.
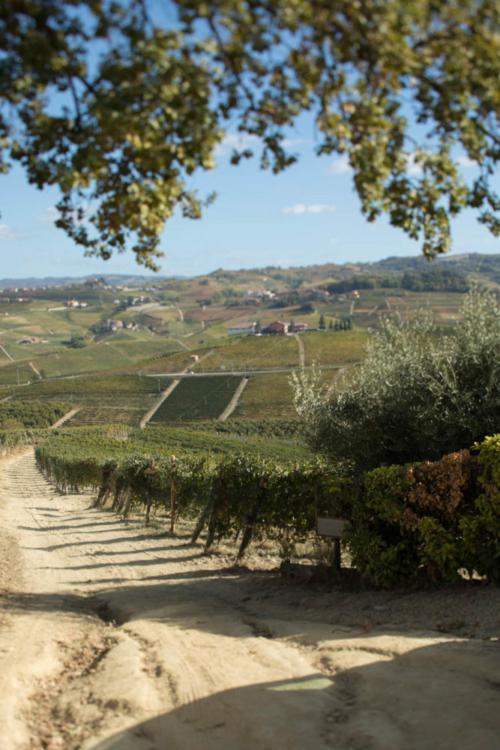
<box><xmin>227</xmin><ymin>323</ymin><xmax>257</xmax><ymax>336</ymax></box>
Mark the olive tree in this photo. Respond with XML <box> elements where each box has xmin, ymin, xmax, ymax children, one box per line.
<box><xmin>292</xmin><ymin>286</ymin><xmax>500</xmax><ymax>470</ymax></box>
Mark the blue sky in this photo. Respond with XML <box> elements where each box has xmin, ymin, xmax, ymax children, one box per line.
<box><xmin>1</xmin><ymin>123</ymin><xmax>500</xmax><ymax>280</ymax></box>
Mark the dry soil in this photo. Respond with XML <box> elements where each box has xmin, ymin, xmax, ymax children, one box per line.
<box><xmin>0</xmin><ymin>449</ymin><xmax>500</xmax><ymax>750</ymax></box>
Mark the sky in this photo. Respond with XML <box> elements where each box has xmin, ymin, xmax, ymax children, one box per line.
<box><xmin>2</xmin><ymin>122</ymin><xmax>500</xmax><ymax>281</ymax></box>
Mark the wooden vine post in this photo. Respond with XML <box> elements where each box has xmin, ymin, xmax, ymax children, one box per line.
<box><xmin>145</xmin><ymin>459</ymin><xmax>157</xmax><ymax>526</ymax></box>
<box><xmin>170</xmin><ymin>455</ymin><xmax>176</xmax><ymax>533</ymax></box>
<box><xmin>236</xmin><ymin>479</ymin><xmax>266</xmax><ymax>561</ymax></box>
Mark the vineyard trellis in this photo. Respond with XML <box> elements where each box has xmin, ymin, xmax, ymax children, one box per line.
<box><xmin>3</xmin><ymin>426</ymin><xmax>499</xmax><ymax>584</ymax></box>
<box><xmin>34</xmin><ymin>433</ymin><xmax>352</xmax><ymax>559</ymax></box>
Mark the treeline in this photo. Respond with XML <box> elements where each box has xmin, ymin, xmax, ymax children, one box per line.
<box><xmin>0</xmin><ymin>400</ymin><xmax>72</xmax><ymax>430</ymax></box>
<box><xmin>325</xmin><ymin>268</ymin><xmax>469</xmax><ymax>294</ymax></box>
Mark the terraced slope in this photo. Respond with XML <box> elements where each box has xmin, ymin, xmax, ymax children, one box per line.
<box><xmin>64</xmin><ymin>392</ymin><xmax>166</xmax><ymax>427</ymax></box>
<box><xmin>150</xmin><ymin>376</ymin><xmax>241</xmax><ymax>423</ymax></box>
<box><xmin>232</xmin><ymin>374</ymin><xmax>296</xmax><ymax>418</ymax></box>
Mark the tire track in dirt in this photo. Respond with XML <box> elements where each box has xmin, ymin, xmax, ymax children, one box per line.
<box><xmin>0</xmin><ymin>452</ymin><xmax>341</xmax><ymax>750</ymax></box>
<box><xmin>1</xmin><ymin>451</ymin><xmax>500</xmax><ymax>750</ymax></box>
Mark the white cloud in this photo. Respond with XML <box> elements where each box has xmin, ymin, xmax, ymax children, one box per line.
<box><xmin>457</xmin><ymin>155</ymin><xmax>476</xmax><ymax>168</ymax></box>
<box><xmin>406</xmin><ymin>153</ymin><xmax>423</xmax><ymax>176</ymax></box>
<box><xmin>326</xmin><ymin>155</ymin><xmax>352</xmax><ymax>175</ymax></box>
<box><xmin>0</xmin><ymin>224</ymin><xmax>14</xmax><ymax>241</ymax></box>
<box><xmin>281</xmin><ymin>138</ymin><xmax>305</xmax><ymax>148</ymax></box>
<box><xmin>283</xmin><ymin>204</ymin><xmax>336</xmax><ymax>215</ymax></box>
<box><xmin>329</xmin><ymin>238</ymin><xmax>338</xmax><ymax>245</ymax></box>
<box><xmin>37</xmin><ymin>206</ymin><xmax>59</xmax><ymax>225</ymax></box>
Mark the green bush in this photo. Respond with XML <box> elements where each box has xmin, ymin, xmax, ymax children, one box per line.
<box><xmin>343</xmin><ymin>445</ymin><xmax>500</xmax><ymax>587</ymax></box>
<box><xmin>468</xmin><ymin>436</ymin><xmax>500</xmax><ymax>582</ymax></box>
<box><xmin>294</xmin><ymin>285</ymin><xmax>500</xmax><ymax>470</ymax></box>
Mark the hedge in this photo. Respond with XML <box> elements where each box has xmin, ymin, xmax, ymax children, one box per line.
<box><xmin>344</xmin><ymin>442</ymin><xmax>500</xmax><ymax>587</ymax></box>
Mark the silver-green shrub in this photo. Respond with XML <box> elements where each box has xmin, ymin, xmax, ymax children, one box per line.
<box><xmin>292</xmin><ymin>285</ymin><xmax>500</xmax><ymax>470</ymax></box>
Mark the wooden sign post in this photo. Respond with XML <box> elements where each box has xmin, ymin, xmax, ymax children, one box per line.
<box><xmin>316</xmin><ymin>516</ymin><xmax>345</xmax><ymax>575</ymax></box>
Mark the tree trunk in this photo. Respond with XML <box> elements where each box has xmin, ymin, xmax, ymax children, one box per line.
<box><xmin>191</xmin><ymin>495</ymin><xmax>212</xmax><ymax>543</ymax></box>
<box><xmin>122</xmin><ymin>489</ymin><xmax>133</xmax><ymax>518</ymax></box>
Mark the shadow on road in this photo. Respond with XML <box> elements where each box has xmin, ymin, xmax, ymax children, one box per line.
<box><xmin>90</xmin><ymin>641</ymin><xmax>500</xmax><ymax>750</ymax></box>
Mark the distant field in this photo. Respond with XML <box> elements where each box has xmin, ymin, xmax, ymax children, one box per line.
<box><xmin>192</xmin><ymin>335</ymin><xmax>300</xmax><ymax>372</ymax></box>
<box><xmin>134</xmin><ymin>348</ymin><xmax>198</xmax><ymax>375</ymax></box>
<box><xmin>232</xmin><ymin>373</ymin><xmax>296</xmax><ymax>418</ymax></box>
<box><xmin>67</xmin><ymin>310</ymin><xmax>105</xmax><ymax>326</ymax></box>
<box><xmin>232</xmin><ymin>369</ymin><xmax>341</xmax><ymax>419</ymax></box>
<box><xmin>0</xmin><ymin>362</ymin><xmax>39</xmax><ymax>388</ymax></box>
<box><xmin>301</xmin><ymin>330</ymin><xmax>368</xmax><ymax>366</ymax></box>
<box><xmin>18</xmin><ymin>338</ymin><xmax>183</xmax><ymax>379</ymax></box>
<box><xmin>150</xmin><ymin>375</ymin><xmax>241</xmax><ymax>423</ymax></box>
<box><xmin>65</xmin><ymin>392</ymin><xmax>161</xmax><ymax>427</ymax></box>
<box><xmin>108</xmin><ymin>338</ymin><xmax>183</xmax><ymax>360</ymax></box>
<box><xmin>8</xmin><ymin>373</ymin><xmax>173</xmax><ymax>426</ymax></box>
<box><xmin>139</xmin><ymin>425</ymin><xmax>315</xmax><ymax>462</ymax></box>
<box><xmin>0</xmin><ymin>342</ymin><xmax>60</xmax><ymax>361</ymax></box>
<box><xmin>0</xmin><ymin>338</ymin><xmax>184</xmax><ymax>385</ymax></box>
<box><xmin>384</xmin><ymin>290</ymin><xmax>464</xmax><ymax>323</ymax></box>
<box><xmin>15</xmin><ymin>374</ymin><xmax>172</xmax><ymax>395</ymax></box>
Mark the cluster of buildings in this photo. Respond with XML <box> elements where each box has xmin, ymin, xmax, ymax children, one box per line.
<box><xmin>336</xmin><ymin>290</ymin><xmax>360</xmax><ymax>302</ymax></box>
<box><xmin>126</xmin><ymin>295</ymin><xmax>155</xmax><ymax>306</ymax></box>
<box><xmin>108</xmin><ymin>320</ymin><xmax>138</xmax><ymax>332</ymax></box>
<box><xmin>64</xmin><ymin>300</ymin><xmax>88</xmax><ymax>308</ymax></box>
<box><xmin>227</xmin><ymin>321</ymin><xmax>308</xmax><ymax>337</ymax></box>
<box><xmin>242</xmin><ymin>290</ymin><xmax>276</xmax><ymax>302</ymax></box>
<box><xmin>18</xmin><ymin>336</ymin><xmax>41</xmax><ymax>345</ymax></box>
<box><xmin>0</xmin><ymin>296</ymin><xmax>32</xmax><ymax>303</ymax></box>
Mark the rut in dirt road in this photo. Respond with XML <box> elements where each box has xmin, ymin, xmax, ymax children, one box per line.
<box><xmin>1</xmin><ymin>451</ymin><xmax>500</xmax><ymax>750</ymax></box>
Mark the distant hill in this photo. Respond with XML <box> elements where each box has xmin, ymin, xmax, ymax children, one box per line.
<box><xmin>368</xmin><ymin>252</ymin><xmax>500</xmax><ymax>275</ymax></box>
<box><xmin>216</xmin><ymin>253</ymin><xmax>500</xmax><ymax>287</ymax></box>
<box><xmin>3</xmin><ymin>253</ymin><xmax>500</xmax><ymax>291</ymax></box>
<box><xmin>0</xmin><ymin>274</ymin><xmax>183</xmax><ymax>290</ymax></box>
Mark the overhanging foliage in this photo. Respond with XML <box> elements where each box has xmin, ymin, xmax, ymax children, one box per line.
<box><xmin>3</xmin><ymin>1</ymin><xmax>500</xmax><ymax>266</ymax></box>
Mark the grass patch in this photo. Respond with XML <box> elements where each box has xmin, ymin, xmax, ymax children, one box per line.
<box><xmin>191</xmin><ymin>335</ymin><xmax>300</xmax><ymax>372</ymax></box>
<box><xmin>232</xmin><ymin>373</ymin><xmax>296</xmax><ymax>418</ymax></box>
<box><xmin>302</xmin><ymin>330</ymin><xmax>368</xmax><ymax>366</ymax></box>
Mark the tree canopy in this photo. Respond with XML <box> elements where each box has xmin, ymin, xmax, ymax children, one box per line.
<box><xmin>2</xmin><ymin>0</ymin><xmax>500</xmax><ymax>268</ymax></box>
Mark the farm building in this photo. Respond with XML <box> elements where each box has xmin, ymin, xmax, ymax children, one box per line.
<box><xmin>264</xmin><ymin>321</ymin><xmax>289</xmax><ymax>335</ymax></box>
<box><xmin>227</xmin><ymin>323</ymin><xmax>257</xmax><ymax>336</ymax></box>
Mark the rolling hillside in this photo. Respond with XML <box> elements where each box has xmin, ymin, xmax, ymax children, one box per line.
<box><xmin>0</xmin><ymin>254</ymin><xmax>494</xmax><ymax>428</ymax></box>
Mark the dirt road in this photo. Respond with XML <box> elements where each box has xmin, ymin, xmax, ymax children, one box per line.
<box><xmin>1</xmin><ymin>451</ymin><xmax>500</xmax><ymax>750</ymax></box>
